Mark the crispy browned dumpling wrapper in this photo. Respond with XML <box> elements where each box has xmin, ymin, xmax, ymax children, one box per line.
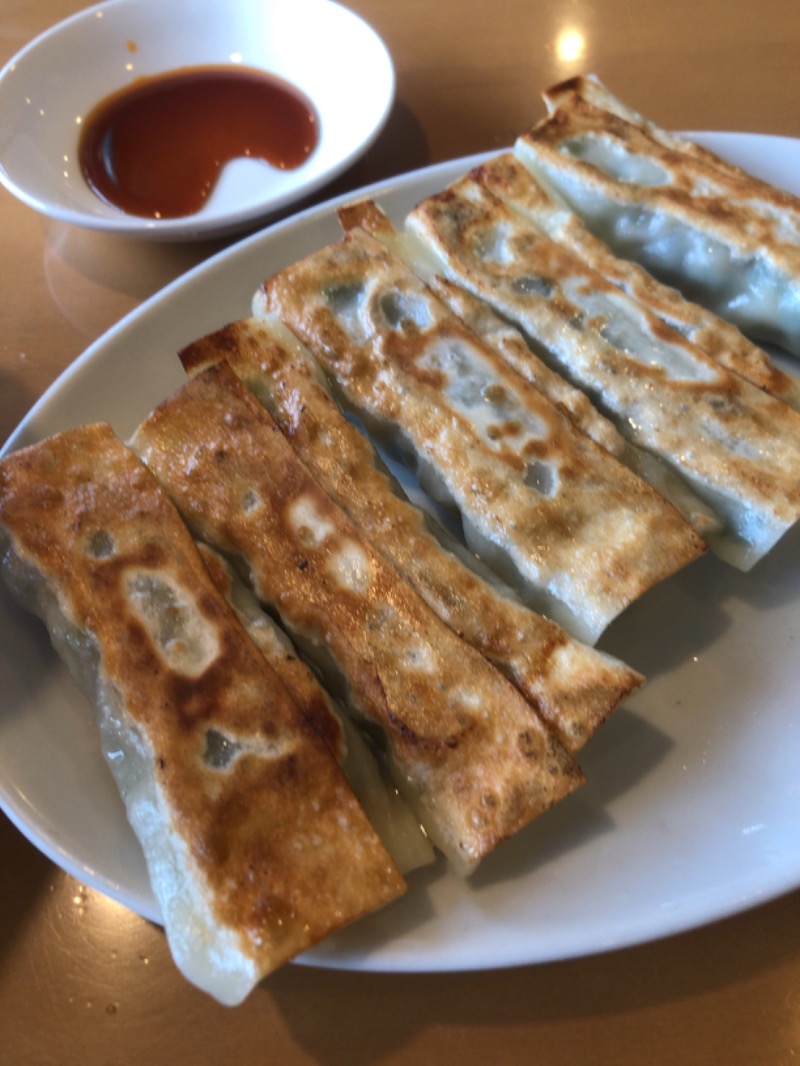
<box><xmin>477</xmin><ymin>151</ymin><xmax>800</xmax><ymax>410</ymax></box>
<box><xmin>0</xmin><ymin>423</ymin><xmax>405</xmax><ymax>1005</ymax></box>
<box><xmin>131</xmin><ymin>364</ymin><xmax>585</xmax><ymax>875</ymax></box>
<box><xmin>405</xmin><ymin>170</ymin><xmax>800</xmax><ymax>569</ymax></box>
<box><xmin>255</xmin><ymin>227</ymin><xmax>705</xmax><ymax>644</ymax></box>
<box><xmin>517</xmin><ymin>75</ymin><xmax>800</xmax><ymax>355</ymax></box>
<box><xmin>196</xmin><ymin>542</ymin><xmax>434</xmax><ymax>874</ymax></box>
<box><xmin>338</xmin><ymin>197</ymin><xmax>724</xmax><ymax>542</ymax></box>
<box><xmin>180</xmin><ymin>315</ymin><xmax>642</xmax><ymax>752</ymax></box>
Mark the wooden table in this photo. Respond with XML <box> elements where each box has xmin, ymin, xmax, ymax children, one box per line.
<box><xmin>2</xmin><ymin>1</ymin><xmax>799</xmax><ymax>1062</ymax></box>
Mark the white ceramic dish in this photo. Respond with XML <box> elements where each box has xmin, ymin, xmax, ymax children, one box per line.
<box><xmin>1</xmin><ymin>132</ymin><xmax>799</xmax><ymax>973</ymax></box>
<box><xmin>0</xmin><ymin>0</ymin><xmax>394</xmax><ymax>239</ymax></box>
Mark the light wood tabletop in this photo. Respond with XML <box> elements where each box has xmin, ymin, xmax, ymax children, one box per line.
<box><xmin>1</xmin><ymin>1</ymin><xmax>800</xmax><ymax>1062</ymax></box>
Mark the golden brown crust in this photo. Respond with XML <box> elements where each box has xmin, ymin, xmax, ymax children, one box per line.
<box><xmin>518</xmin><ymin>76</ymin><xmax>800</xmax><ymax>355</ymax></box>
<box><xmin>405</xmin><ymin>170</ymin><xmax>800</xmax><ymax>566</ymax></box>
<box><xmin>181</xmin><ymin>316</ymin><xmax>642</xmax><ymax>752</ymax></box>
<box><xmin>256</xmin><ymin>227</ymin><xmax>705</xmax><ymax>642</ymax></box>
<box><xmin>195</xmin><ymin>539</ymin><xmax>435</xmax><ymax>875</ymax></box>
<box><xmin>476</xmin><ymin>151</ymin><xmax>800</xmax><ymax>408</ymax></box>
<box><xmin>535</xmin><ymin>79</ymin><xmax>800</xmax><ymax>221</ymax></box>
<box><xmin>195</xmin><ymin>541</ymin><xmax>345</xmax><ymax>759</ymax></box>
<box><xmin>426</xmin><ymin>273</ymin><xmax>629</xmax><ymax>455</ymax></box>
<box><xmin>131</xmin><ymin>365</ymin><xmax>585</xmax><ymax>872</ymax></box>
<box><xmin>338</xmin><ymin>197</ymin><xmax>630</xmax><ymax>455</ymax></box>
<box><xmin>0</xmin><ymin>423</ymin><xmax>405</xmax><ymax>977</ymax></box>
<box><xmin>541</xmin><ymin>75</ymin><xmax>777</xmax><ymax>183</ymax></box>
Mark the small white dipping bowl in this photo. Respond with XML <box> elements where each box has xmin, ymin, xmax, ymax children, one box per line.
<box><xmin>0</xmin><ymin>0</ymin><xmax>395</xmax><ymax>239</ymax></box>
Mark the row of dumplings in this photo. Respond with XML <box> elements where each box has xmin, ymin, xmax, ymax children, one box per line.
<box><xmin>1</xmin><ymin>76</ymin><xmax>798</xmax><ymax>1005</ymax></box>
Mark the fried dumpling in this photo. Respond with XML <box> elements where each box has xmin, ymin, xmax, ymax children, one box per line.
<box><xmin>516</xmin><ymin>74</ymin><xmax>800</xmax><ymax>355</ymax></box>
<box><xmin>341</xmin><ymin>198</ymin><xmax>723</xmax><ymax>542</ymax></box>
<box><xmin>477</xmin><ymin>150</ymin><xmax>800</xmax><ymax>411</ymax></box>
<box><xmin>405</xmin><ymin>169</ymin><xmax>800</xmax><ymax>570</ymax></box>
<box><xmin>337</xmin><ymin>198</ymin><xmax>628</xmax><ymax>458</ymax></box>
<box><xmin>0</xmin><ymin>423</ymin><xmax>405</xmax><ymax>1005</ymax></box>
<box><xmin>130</xmin><ymin>363</ymin><xmax>585</xmax><ymax>875</ymax></box>
<box><xmin>255</xmin><ymin>226</ymin><xmax>704</xmax><ymax>645</ymax></box>
<box><xmin>196</xmin><ymin>542</ymin><xmax>435</xmax><ymax>873</ymax></box>
<box><xmin>180</xmin><ymin>315</ymin><xmax>643</xmax><ymax>752</ymax></box>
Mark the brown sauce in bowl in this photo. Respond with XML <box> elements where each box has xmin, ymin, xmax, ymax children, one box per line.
<box><xmin>78</xmin><ymin>65</ymin><xmax>319</xmax><ymax>219</ymax></box>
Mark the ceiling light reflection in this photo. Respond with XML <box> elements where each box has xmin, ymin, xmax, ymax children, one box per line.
<box><xmin>556</xmin><ymin>28</ymin><xmax>586</xmax><ymax>64</ymax></box>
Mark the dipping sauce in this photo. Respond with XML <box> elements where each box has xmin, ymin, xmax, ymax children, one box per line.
<box><xmin>78</xmin><ymin>65</ymin><xmax>319</xmax><ymax>219</ymax></box>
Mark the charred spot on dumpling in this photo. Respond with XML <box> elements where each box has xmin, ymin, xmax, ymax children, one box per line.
<box><xmin>201</xmin><ymin>725</ymin><xmax>293</xmax><ymax>774</ymax></box>
<box><xmin>517</xmin><ymin>730</ymin><xmax>542</xmax><ymax>758</ymax></box>
<box><xmin>524</xmin><ymin>460</ymin><xmax>558</xmax><ymax>497</ymax></box>
<box><xmin>512</xmin><ymin>274</ymin><xmax>554</xmax><ymax>298</ymax></box>
<box><xmin>203</xmin><ymin>728</ymin><xmax>241</xmax><ymax>770</ymax></box>
<box><xmin>86</xmin><ymin>528</ymin><xmax>115</xmax><ymax>558</ymax></box>
<box><xmin>706</xmin><ymin>394</ymin><xmax>739</xmax><ymax>415</ymax></box>
<box><xmin>241</xmin><ymin>488</ymin><xmax>262</xmax><ymax>514</ymax></box>
<box><xmin>486</xmin><ymin>420</ymin><xmax>523</xmax><ymax>441</ymax></box>
<box><xmin>482</xmin><ymin>383</ymin><xmax>508</xmax><ymax>406</ymax></box>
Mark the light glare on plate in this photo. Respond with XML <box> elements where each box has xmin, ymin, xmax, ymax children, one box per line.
<box><xmin>556</xmin><ymin>28</ymin><xmax>586</xmax><ymax>63</ymax></box>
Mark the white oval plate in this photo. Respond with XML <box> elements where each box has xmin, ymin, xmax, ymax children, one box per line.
<box><xmin>1</xmin><ymin>133</ymin><xmax>799</xmax><ymax>973</ymax></box>
<box><xmin>0</xmin><ymin>0</ymin><xmax>394</xmax><ymax>239</ymax></box>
